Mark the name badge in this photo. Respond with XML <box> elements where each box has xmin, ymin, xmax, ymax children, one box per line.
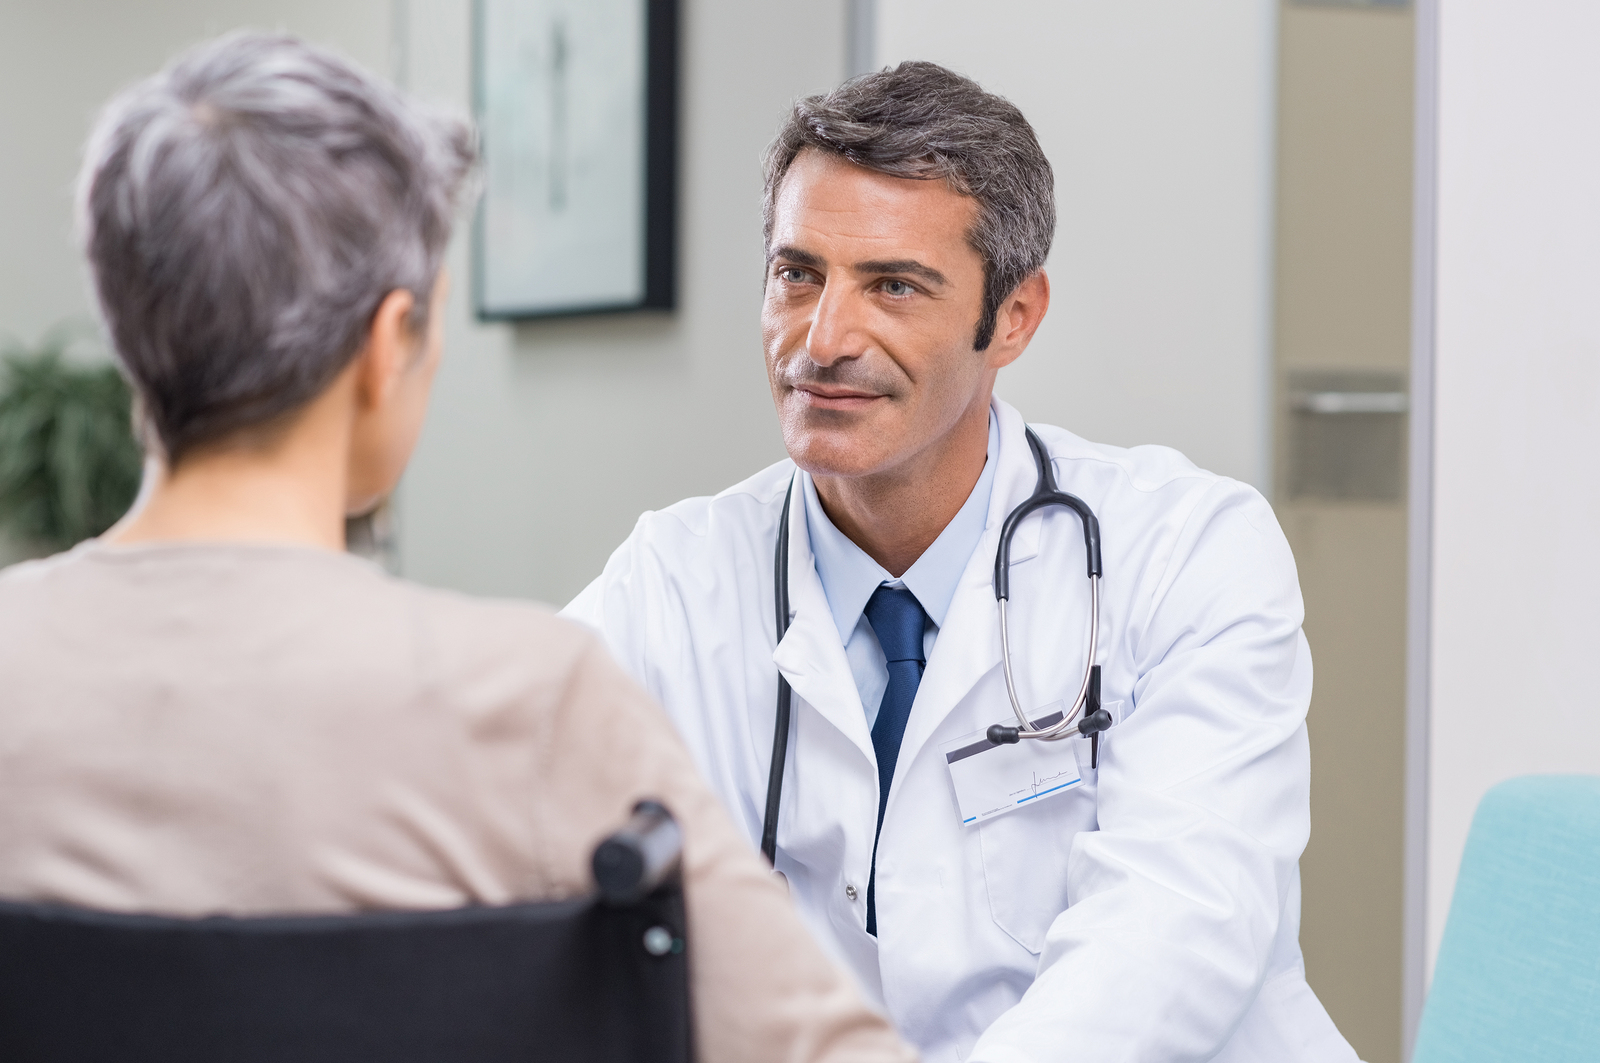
<box><xmin>940</xmin><ymin>702</ymin><xmax>1120</xmax><ymax>826</ymax></box>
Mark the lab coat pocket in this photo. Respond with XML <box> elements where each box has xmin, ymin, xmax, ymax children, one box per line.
<box><xmin>977</xmin><ymin>792</ymin><xmax>1080</xmax><ymax>955</ymax></box>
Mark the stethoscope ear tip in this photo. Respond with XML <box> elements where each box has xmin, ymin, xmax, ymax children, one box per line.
<box><xmin>1078</xmin><ymin>708</ymin><xmax>1113</xmax><ymax>737</ymax></box>
<box><xmin>987</xmin><ymin>724</ymin><xmax>1021</xmax><ymax>745</ymax></box>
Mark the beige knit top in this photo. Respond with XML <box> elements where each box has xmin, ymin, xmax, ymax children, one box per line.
<box><xmin>0</xmin><ymin>542</ymin><xmax>914</xmax><ymax>1063</ymax></box>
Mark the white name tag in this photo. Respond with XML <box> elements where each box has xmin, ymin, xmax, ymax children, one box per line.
<box><xmin>941</xmin><ymin>702</ymin><xmax>1085</xmax><ymax>826</ymax></box>
<box><xmin>934</xmin><ymin>701</ymin><xmax>1126</xmax><ymax>826</ymax></box>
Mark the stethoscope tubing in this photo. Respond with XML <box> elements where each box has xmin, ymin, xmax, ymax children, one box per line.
<box><xmin>998</xmin><ymin>575</ymin><xmax>1098</xmax><ymax>740</ymax></box>
<box><xmin>761</xmin><ymin>482</ymin><xmax>795</xmax><ymax>867</ymax></box>
<box><xmin>759</xmin><ymin>427</ymin><xmax>1103</xmax><ymax>867</ymax></box>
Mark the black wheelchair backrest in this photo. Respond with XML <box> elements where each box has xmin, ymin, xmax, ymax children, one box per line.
<box><xmin>0</xmin><ymin>800</ymin><xmax>691</xmax><ymax>1063</ymax></box>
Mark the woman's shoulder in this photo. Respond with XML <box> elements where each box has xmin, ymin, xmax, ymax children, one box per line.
<box><xmin>0</xmin><ymin>541</ymin><xmax>610</xmax><ymax>718</ymax></box>
<box><xmin>394</xmin><ymin>575</ymin><xmax>603</xmax><ymax>688</ymax></box>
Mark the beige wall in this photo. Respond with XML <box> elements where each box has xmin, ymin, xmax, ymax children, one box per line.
<box><xmin>1272</xmin><ymin>6</ymin><xmax>1415</xmax><ymax>1062</ymax></box>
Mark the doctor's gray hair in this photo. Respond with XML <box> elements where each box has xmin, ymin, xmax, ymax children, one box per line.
<box><xmin>762</xmin><ymin>62</ymin><xmax>1055</xmax><ymax>351</ymax></box>
<box><xmin>78</xmin><ymin>31</ymin><xmax>476</xmax><ymax>464</ymax></box>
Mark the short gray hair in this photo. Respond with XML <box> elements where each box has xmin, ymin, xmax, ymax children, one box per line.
<box><xmin>79</xmin><ymin>31</ymin><xmax>476</xmax><ymax>463</ymax></box>
<box><xmin>763</xmin><ymin>62</ymin><xmax>1055</xmax><ymax>351</ymax></box>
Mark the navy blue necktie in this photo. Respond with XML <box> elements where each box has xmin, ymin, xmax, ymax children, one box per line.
<box><xmin>862</xmin><ymin>585</ymin><xmax>928</xmax><ymax>936</ymax></box>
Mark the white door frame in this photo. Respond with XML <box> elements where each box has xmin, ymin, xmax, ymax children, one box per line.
<box><xmin>1403</xmin><ymin>0</ymin><xmax>1439</xmax><ymax>1057</ymax></box>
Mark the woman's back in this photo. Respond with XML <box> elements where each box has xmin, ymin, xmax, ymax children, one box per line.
<box><xmin>0</xmin><ymin>542</ymin><xmax>915</xmax><ymax>1062</ymax></box>
<box><xmin>0</xmin><ymin>541</ymin><xmax>605</xmax><ymax>914</ymax></box>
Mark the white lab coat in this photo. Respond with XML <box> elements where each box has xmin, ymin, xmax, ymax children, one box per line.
<box><xmin>564</xmin><ymin>400</ymin><xmax>1359</xmax><ymax>1063</ymax></box>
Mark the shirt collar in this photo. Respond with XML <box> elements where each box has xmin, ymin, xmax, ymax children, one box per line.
<box><xmin>803</xmin><ymin>407</ymin><xmax>1000</xmax><ymax>643</ymax></box>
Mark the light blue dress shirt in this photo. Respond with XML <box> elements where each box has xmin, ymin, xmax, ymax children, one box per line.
<box><xmin>802</xmin><ymin>410</ymin><xmax>999</xmax><ymax>728</ymax></box>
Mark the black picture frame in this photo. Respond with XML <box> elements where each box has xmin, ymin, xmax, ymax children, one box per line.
<box><xmin>472</xmin><ymin>0</ymin><xmax>678</xmax><ymax>321</ymax></box>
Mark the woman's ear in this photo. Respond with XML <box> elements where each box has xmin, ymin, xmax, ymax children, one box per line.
<box><xmin>344</xmin><ymin>281</ymin><xmax>444</xmax><ymax>517</ymax></box>
<box><xmin>355</xmin><ymin>289</ymin><xmax>419</xmax><ymax>411</ymax></box>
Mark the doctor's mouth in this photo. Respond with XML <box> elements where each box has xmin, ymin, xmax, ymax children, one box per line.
<box><xmin>776</xmin><ymin>359</ymin><xmax>906</xmax><ymax>416</ymax></box>
<box><xmin>793</xmin><ymin>383</ymin><xmax>888</xmax><ymax>412</ymax></box>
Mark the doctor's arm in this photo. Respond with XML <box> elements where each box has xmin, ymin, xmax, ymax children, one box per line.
<box><xmin>562</xmin><ymin>522</ymin><xmax>654</xmax><ymax>675</ymax></box>
<box><xmin>970</xmin><ymin>485</ymin><xmax>1316</xmax><ymax>1062</ymax></box>
<box><xmin>562</xmin><ymin>511</ymin><xmax>696</xmax><ymax>700</ymax></box>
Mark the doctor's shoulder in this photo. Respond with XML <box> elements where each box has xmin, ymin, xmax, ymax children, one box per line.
<box><xmin>569</xmin><ymin>458</ymin><xmax>794</xmax><ymax>613</ymax></box>
<box><xmin>1030</xmin><ymin>423</ymin><xmax>1300</xmax><ymax>595</ymax></box>
<box><xmin>1030</xmin><ymin>422</ymin><xmax>1233</xmax><ymax>499</ymax></box>
<box><xmin>627</xmin><ymin>459</ymin><xmax>793</xmax><ymax>554</ymax></box>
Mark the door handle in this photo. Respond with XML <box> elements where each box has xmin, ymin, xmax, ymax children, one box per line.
<box><xmin>1292</xmin><ymin>391</ymin><xmax>1409</xmax><ymax>414</ymax></box>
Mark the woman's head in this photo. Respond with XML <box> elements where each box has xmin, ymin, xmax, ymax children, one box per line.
<box><xmin>78</xmin><ymin>31</ymin><xmax>476</xmax><ymax>484</ymax></box>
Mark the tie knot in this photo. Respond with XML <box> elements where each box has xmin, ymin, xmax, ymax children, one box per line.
<box><xmin>864</xmin><ymin>586</ymin><xmax>928</xmax><ymax>664</ymax></box>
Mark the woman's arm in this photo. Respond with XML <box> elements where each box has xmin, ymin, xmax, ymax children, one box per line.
<box><xmin>530</xmin><ymin>634</ymin><xmax>918</xmax><ymax>1063</ymax></box>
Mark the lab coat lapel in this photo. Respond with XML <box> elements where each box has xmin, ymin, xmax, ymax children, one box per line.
<box><xmin>770</xmin><ymin>480</ymin><xmax>877</xmax><ymax>764</ymax></box>
<box><xmin>892</xmin><ymin>401</ymin><xmax>1044</xmax><ymax>785</ymax></box>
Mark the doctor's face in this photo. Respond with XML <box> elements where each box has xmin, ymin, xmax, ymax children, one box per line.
<box><xmin>762</xmin><ymin>150</ymin><xmax>1027</xmax><ymax>481</ymax></box>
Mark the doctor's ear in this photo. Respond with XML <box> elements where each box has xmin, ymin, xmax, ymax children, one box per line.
<box><xmin>984</xmin><ymin>270</ymin><xmax>1050</xmax><ymax>370</ymax></box>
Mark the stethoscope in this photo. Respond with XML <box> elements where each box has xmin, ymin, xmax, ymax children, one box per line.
<box><xmin>760</xmin><ymin>427</ymin><xmax>1114</xmax><ymax>866</ymax></box>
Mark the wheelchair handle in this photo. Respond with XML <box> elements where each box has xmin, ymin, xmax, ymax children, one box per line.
<box><xmin>592</xmin><ymin>800</ymin><xmax>683</xmax><ymax>905</ymax></box>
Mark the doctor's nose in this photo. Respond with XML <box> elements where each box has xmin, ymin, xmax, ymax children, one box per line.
<box><xmin>804</xmin><ymin>282</ymin><xmax>871</xmax><ymax>368</ymax></box>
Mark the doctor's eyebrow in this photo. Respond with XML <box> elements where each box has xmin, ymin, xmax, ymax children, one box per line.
<box><xmin>853</xmin><ymin>259</ymin><xmax>949</xmax><ymax>287</ymax></box>
<box><xmin>769</xmin><ymin>245</ymin><xmax>825</xmax><ymax>270</ymax></box>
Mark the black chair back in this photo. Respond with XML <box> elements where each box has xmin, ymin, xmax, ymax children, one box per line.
<box><xmin>0</xmin><ymin>802</ymin><xmax>690</xmax><ymax>1063</ymax></box>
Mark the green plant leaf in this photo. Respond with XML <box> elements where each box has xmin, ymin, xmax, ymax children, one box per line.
<box><xmin>0</xmin><ymin>336</ymin><xmax>142</xmax><ymax>552</ymax></box>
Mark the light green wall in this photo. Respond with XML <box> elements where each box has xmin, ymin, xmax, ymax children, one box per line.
<box><xmin>1</xmin><ymin>1</ymin><xmax>1275</xmax><ymax>606</ymax></box>
<box><xmin>0</xmin><ymin>0</ymin><xmax>395</xmax><ymax>569</ymax></box>
<box><xmin>0</xmin><ymin>0</ymin><xmax>838</xmax><ymax>600</ymax></box>
<box><xmin>0</xmin><ymin>0</ymin><xmax>395</xmax><ymax>347</ymax></box>
<box><xmin>391</xmin><ymin>0</ymin><xmax>842</xmax><ymax>604</ymax></box>
<box><xmin>877</xmin><ymin>0</ymin><xmax>1279</xmax><ymax>494</ymax></box>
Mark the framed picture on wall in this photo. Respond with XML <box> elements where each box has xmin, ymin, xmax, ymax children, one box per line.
<box><xmin>473</xmin><ymin>0</ymin><xmax>677</xmax><ymax>319</ymax></box>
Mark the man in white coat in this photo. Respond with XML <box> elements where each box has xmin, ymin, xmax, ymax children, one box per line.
<box><xmin>565</xmin><ymin>62</ymin><xmax>1360</xmax><ymax>1063</ymax></box>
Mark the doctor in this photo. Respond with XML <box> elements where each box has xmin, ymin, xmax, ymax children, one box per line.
<box><xmin>565</xmin><ymin>62</ymin><xmax>1358</xmax><ymax>1063</ymax></box>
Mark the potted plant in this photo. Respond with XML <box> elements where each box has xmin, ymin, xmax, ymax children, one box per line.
<box><xmin>0</xmin><ymin>326</ymin><xmax>142</xmax><ymax>560</ymax></box>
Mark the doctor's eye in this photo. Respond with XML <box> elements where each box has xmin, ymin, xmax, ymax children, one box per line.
<box><xmin>777</xmin><ymin>266</ymin><xmax>814</xmax><ymax>284</ymax></box>
<box><xmin>880</xmin><ymin>279</ymin><xmax>917</xmax><ymax>297</ymax></box>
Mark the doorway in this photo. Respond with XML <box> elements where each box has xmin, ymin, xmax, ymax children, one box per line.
<box><xmin>1273</xmin><ymin>3</ymin><xmax>1414</xmax><ymax>1062</ymax></box>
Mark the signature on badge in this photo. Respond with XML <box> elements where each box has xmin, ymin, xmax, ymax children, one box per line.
<box><xmin>1009</xmin><ymin>769</ymin><xmax>1079</xmax><ymax>802</ymax></box>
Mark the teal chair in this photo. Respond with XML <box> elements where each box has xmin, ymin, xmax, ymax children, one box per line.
<box><xmin>1412</xmin><ymin>775</ymin><xmax>1600</xmax><ymax>1062</ymax></box>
